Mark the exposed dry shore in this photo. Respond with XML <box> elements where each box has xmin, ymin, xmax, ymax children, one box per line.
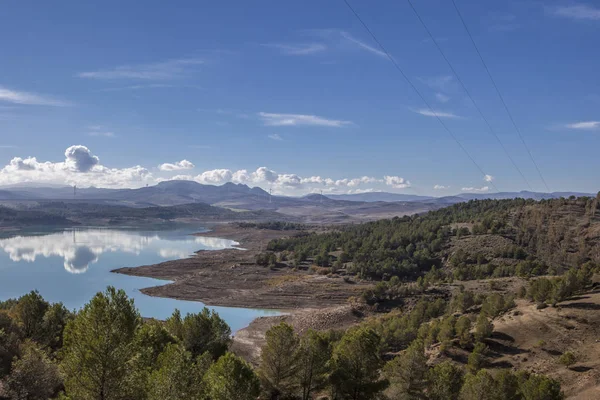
<box><xmin>113</xmin><ymin>223</ymin><xmax>373</xmax><ymax>362</ymax></box>
<box><xmin>114</xmin><ymin>223</ymin><xmax>370</xmax><ymax>310</ymax></box>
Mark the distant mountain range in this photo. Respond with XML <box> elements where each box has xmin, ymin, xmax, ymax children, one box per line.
<box><xmin>0</xmin><ymin>182</ymin><xmax>594</xmax><ymax>207</ymax></box>
<box><xmin>327</xmin><ymin>190</ymin><xmax>596</xmax><ymax>204</ymax></box>
<box><xmin>0</xmin><ymin>182</ymin><xmax>595</xmax><ymax>224</ymax></box>
<box><xmin>326</xmin><ymin>193</ymin><xmax>435</xmax><ymax>202</ymax></box>
<box><xmin>0</xmin><ymin>181</ymin><xmax>271</xmax><ymax>207</ymax></box>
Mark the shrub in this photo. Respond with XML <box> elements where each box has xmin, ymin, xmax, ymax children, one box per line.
<box><xmin>558</xmin><ymin>352</ymin><xmax>576</xmax><ymax>369</ymax></box>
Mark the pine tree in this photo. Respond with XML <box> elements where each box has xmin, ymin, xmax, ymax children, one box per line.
<box><xmin>297</xmin><ymin>329</ymin><xmax>331</xmax><ymax>400</ymax></box>
<box><xmin>474</xmin><ymin>313</ymin><xmax>493</xmax><ymax>342</ymax></box>
<box><xmin>166</xmin><ymin>307</ymin><xmax>231</xmax><ymax>360</ymax></box>
<box><xmin>60</xmin><ymin>286</ymin><xmax>141</xmax><ymax>400</ymax></box>
<box><xmin>258</xmin><ymin>322</ymin><xmax>300</xmax><ymax>398</ymax></box>
<box><xmin>459</xmin><ymin>370</ymin><xmax>499</xmax><ymax>400</ymax></box>
<box><xmin>14</xmin><ymin>291</ymin><xmax>49</xmax><ymax>341</ymax></box>
<box><xmin>384</xmin><ymin>339</ymin><xmax>428</xmax><ymax>399</ymax></box>
<box><xmin>329</xmin><ymin>327</ymin><xmax>387</xmax><ymax>400</ymax></box>
<box><xmin>427</xmin><ymin>361</ymin><xmax>464</xmax><ymax>400</ymax></box>
<box><xmin>467</xmin><ymin>342</ymin><xmax>488</xmax><ymax>373</ymax></box>
<box><xmin>455</xmin><ymin>316</ymin><xmax>472</xmax><ymax>348</ymax></box>
<box><xmin>147</xmin><ymin>343</ymin><xmax>210</xmax><ymax>400</ymax></box>
<box><xmin>205</xmin><ymin>352</ymin><xmax>260</xmax><ymax>400</ymax></box>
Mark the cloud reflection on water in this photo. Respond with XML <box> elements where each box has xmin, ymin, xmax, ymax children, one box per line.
<box><xmin>0</xmin><ymin>229</ymin><xmax>238</xmax><ymax>274</ymax></box>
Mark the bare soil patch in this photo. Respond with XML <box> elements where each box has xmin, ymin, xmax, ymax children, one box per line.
<box><xmin>113</xmin><ymin>223</ymin><xmax>371</xmax><ymax>309</ymax></box>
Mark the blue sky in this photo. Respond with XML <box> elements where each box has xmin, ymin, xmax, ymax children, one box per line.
<box><xmin>0</xmin><ymin>0</ymin><xmax>598</xmax><ymax>196</ymax></box>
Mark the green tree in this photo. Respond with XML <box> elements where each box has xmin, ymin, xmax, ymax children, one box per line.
<box><xmin>165</xmin><ymin>309</ymin><xmax>183</xmax><ymax>339</ymax></box>
<box><xmin>329</xmin><ymin>327</ymin><xmax>387</xmax><ymax>400</ymax></box>
<box><xmin>427</xmin><ymin>361</ymin><xmax>464</xmax><ymax>400</ymax></box>
<box><xmin>494</xmin><ymin>370</ymin><xmax>520</xmax><ymax>400</ymax></box>
<box><xmin>60</xmin><ymin>286</ymin><xmax>141</xmax><ymax>400</ymax></box>
<box><xmin>40</xmin><ymin>302</ymin><xmax>72</xmax><ymax>352</ymax></box>
<box><xmin>455</xmin><ymin>316</ymin><xmax>472</xmax><ymax>348</ymax></box>
<box><xmin>14</xmin><ymin>291</ymin><xmax>49</xmax><ymax>341</ymax></box>
<box><xmin>384</xmin><ymin>339</ymin><xmax>428</xmax><ymax>399</ymax></box>
<box><xmin>459</xmin><ymin>370</ymin><xmax>499</xmax><ymax>400</ymax></box>
<box><xmin>166</xmin><ymin>308</ymin><xmax>231</xmax><ymax>360</ymax></box>
<box><xmin>258</xmin><ymin>322</ymin><xmax>300</xmax><ymax>398</ymax></box>
<box><xmin>474</xmin><ymin>313</ymin><xmax>493</xmax><ymax>342</ymax></box>
<box><xmin>558</xmin><ymin>351</ymin><xmax>576</xmax><ymax>369</ymax></box>
<box><xmin>4</xmin><ymin>341</ymin><xmax>61</xmax><ymax>400</ymax></box>
<box><xmin>528</xmin><ymin>278</ymin><xmax>553</xmax><ymax>304</ymax></box>
<box><xmin>437</xmin><ymin>316</ymin><xmax>456</xmax><ymax>352</ymax></box>
<box><xmin>129</xmin><ymin>321</ymin><xmax>178</xmax><ymax>398</ymax></box>
<box><xmin>0</xmin><ymin>311</ymin><xmax>21</xmax><ymax>378</ymax></box>
<box><xmin>133</xmin><ymin>320</ymin><xmax>177</xmax><ymax>369</ymax></box>
<box><xmin>297</xmin><ymin>329</ymin><xmax>331</xmax><ymax>400</ymax></box>
<box><xmin>518</xmin><ymin>372</ymin><xmax>564</xmax><ymax>400</ymax></box>
<box><xmin>147</xmin><ymin>343</ymin><xmax>210</xmax><ymax>400</ymax></box>
<box><xmin>205</xmin><ymin>352</ymin><xmax>260</xmax><ymax>400</ymax></box>
<box><xmin>467</xmin><ymin>342</ymin><xmax>488</xmax><ymax>373</ymax></box>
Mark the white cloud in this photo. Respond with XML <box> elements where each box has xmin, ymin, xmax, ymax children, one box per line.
<box><xmin>350</xmin><ymin>188</ymin><xmax>381</xmax><ymax>194</ymax></box>
<box><xmin>258</xmin><ymin>112</ymin><xmax>352</xmax><ymax>127</ymax></box>
<box><xmin>412</xmin><ymin>108</ymin><xmax>461</xmax><ymax>119</ymax></box>
<box><xmin>64</xmin><ymin>145</ymin><xmax>100</xmax><ymax>172</ymax></box>
<box><xmin>300</xmin><ymin>176</ymin><xmax>335</xmax><ymax>186</ymax></box>
<box><xmin>384</xmin><ymin>176</ymin><xmax>411</xmax><ymax>189</ymax></box>
<box><xmin>339</xmin><ymin>31</ymin><xmax>387</xmax><ymax>58</ymax></box>
<box><xmin>264</xmin><ymin>43</ymin><xmax>327</xmax><ymax>55</ymax></box>
<box><xmin>461</xmin><ymin>186</ymin><xmax>490</xmax><ymax>193</ymax></box>
<box><xmin>158</xmin><ymin>160</ymin><xmax>195</xmax><ymax>172</ymax></box>
<box><xmin>163</xmin><ymin>167</ymin><xmax>410</xmax><ymax>196</ymax></box>
<box><xmin>564</xmin><ymin>121</ymin><xmax>600</xmax><ymax>130</ymax></box>
<box><xmin>552</xmin><ymin>4</ymin><xmax>600</xmax><ymax>20</ymax></box>
<box><xmin>196</xmin><ymin>169</ymin><xmax>233</xmax><ymax>184</ymax></box>
<box><xmin>0</xmin><ymin>145</ymin><xmax>152</xmax><ymax>188</ymax></box>
<box><xmin>335</xmin><ymin>176</ymin><xmax>380</xmax><ymax>187</ymax></box>
<box><xmin>232</xmin><ymin>169</ymin><xmax>250</xmax><ymax>183</ymax></box>
<box><xmin>435</xmin><ymin>93</ymin><xmax>450</xmax><ymax>103</ymax></box>
<box><xmin>433</xmin><ymin>184</ymin><xmax>448</xmax><ymax>190</ymax></box>
<box><xmin>77</xmin><ymin>58</ymin><xmax>204</xmax><ymax>80</ymax></box>
<box><xmin>253</xmin><ymin>167</ymin><xmax>278</xmax><ymax>183</ymax></box>
<box><xmin>484</xmin><ymin>174</ymin><xmax>494</xmax><ymax>182</ymax></box>
<box><xmin>0</xmin><ymin>86</ymin><xmax>71</xmax><ymax>107</ymax></box>
<box><xmin>277</xmin><ymin>174</ymin><xmax>302</xmax><ymax>187</ymax></box>
<box><xmin>268</xmin><ymin>133</ymin><xmax>283</xmax><ymax>141</ymax></box>
<box><xmin>0</xmin><ymin>147</ymin><xmax>415</xmax><ymax>195</ymax></box>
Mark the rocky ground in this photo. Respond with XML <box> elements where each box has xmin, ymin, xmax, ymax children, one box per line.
<box><xmin>232</xmin><ymin>304</ymin><xmax>370</xmax><ymax>365</ymax></box>
<box><xmin>114</xmin><ymin>224</ymin><xmax>371</xmax><ymax>309</ymax></box>
<box><xmin>427</xmin><ymin>278</ymin><xmax>600</xmax><ymax>400</ymax></box>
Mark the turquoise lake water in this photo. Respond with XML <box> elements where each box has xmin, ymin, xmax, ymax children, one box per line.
<box><xmin>0</xmin><ymin>226</ymin><xmax>279</xmax><ymax>333</ymax></box>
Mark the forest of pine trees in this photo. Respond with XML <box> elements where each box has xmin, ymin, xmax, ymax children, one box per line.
<box><xmin>0</xmin><ymin>286</ymin><xmax>567</xmax><ymax>400</ymax></box>
<box><xmin>266</xmin><ymin>196</ymin><xmax>600</xmax><ymax>280</ymax></box>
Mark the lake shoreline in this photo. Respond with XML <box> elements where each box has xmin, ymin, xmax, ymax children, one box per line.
<box><xmin>112</xmin><ymin>223</ymin><xmax>370</xmax><ymax>310</ymax></box>
<box><xmin>112</xmin><ymin>223</ymin><xmax>373</xmax><ymax>361</ymax></box>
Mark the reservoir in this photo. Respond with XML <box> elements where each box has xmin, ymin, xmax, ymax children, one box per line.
<box><xmin>0</xmin><ymin>226</ymin><xmax>279</xmax><ymax>333</ymax></box>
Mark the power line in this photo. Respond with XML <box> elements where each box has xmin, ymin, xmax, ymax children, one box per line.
<box><xmin>450</xmin><ymin>0</ymin><xmax>551</xmax><ymax>193</ymax></box>
<box><xmin>406</xmin><ymin>0</ymin><xmax>533</xmax><ymax>191</ymax></box>
<box><xmin>342</xmin><ymin>0</ymin><xmax>498</xmax><ymax>192</ymax></box>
